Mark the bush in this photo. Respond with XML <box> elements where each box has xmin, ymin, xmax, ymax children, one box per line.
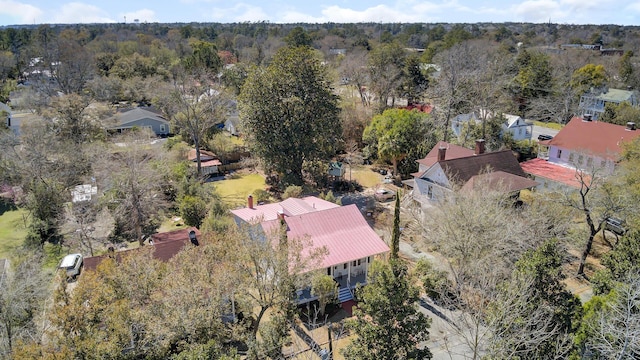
<box><xmin>282</xmin><ymin>185</ymin><xmax>303</xmax><ymax>199</ymax></box>
<box><xmin>179</xmin><ymin>195</ymin><xmax>208</xmax><ymax>228</ymax></box>
<box><xmin>252</xmin><ymin>189</ymin><xmax>270</xmax><ymax>203</ymax></box>
<box><xmin>413</xmin><ymin>258</ymin><xmax>455</xmax><ymax>305</ymax></box>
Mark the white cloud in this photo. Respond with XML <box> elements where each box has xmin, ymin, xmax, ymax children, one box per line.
<box><xmin>316</xmin><ymin>4</ymin><xmax>416</xmax><ymax>22</ymax></box>
<box><xmin>120</xmin><ymin>9</ymin><xmax>157</xmax><ymax>24</ymax></box>
<box><xmin>0</xmin><ymin>0</ymin><xmax>44</xmax><ymax>24</ymax></box>
<box><xmin>50</xmin><ymin>2</ymin><xmax>115</xmax><ymax>24</ymax></box>
<box><xmin>510</xmin><ymin>0</ymin><xmax>563</xmax><ymax>23</ymax></box>
<box><xmin>208</xmin><ymin>3</ymin><xmax>269</xmax><ymax>22</ymax></box>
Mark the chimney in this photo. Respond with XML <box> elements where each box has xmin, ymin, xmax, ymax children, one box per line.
<box><xmin>277</xmin><ymin>209</ymin><xmax>285</xmax><ymax>224</ymax></box>
<box><xmin>437</xmin><ymin>146</ymin><xmax>447</xmax><ymax>161</ymax></box>
<box><xmin>247</xmin><ymin>195</ymin><xmax>253</xmax><ymax>209</ymax></box>
<box><xmin>475</xmin><ymin>139</ymin><xmax>486</xmax><ymax>155</ymax></box>
<box><xmin>188</xmin><ymin>230</ymin><xmax>199</xmax><ymax>246</ymax></box>
<box><xmin>583</xmin><ymin>114</ymin><xmax>592</xmax><ymax>122</ymax></box>
<box><xmin>627</xmin><ymin>122</ymin><xmax>636</xmax><ymax>131</ymax></box>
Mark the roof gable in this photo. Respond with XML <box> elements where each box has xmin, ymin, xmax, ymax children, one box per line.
<box><xmin>113</xmin><ymin>107</ymin><xmax>169</xmax><ymax>127</ymax></box>
<box><xmin>262</xmin><ymin>204</ymin><xmax>389</xmax><ymax>270</ymax></box>
<box><xmin>231</xmin><ymin>196</ymin><xmax>339</xmax><ymax>223</ymax></box>
<box><xmin>548</xmin><ymin>116</ymin><xmax>640</xmax><ymax>159</ymax></box>
<box><xmin>440</xmin><ymin>149</ymin><xmax>525</xmax><ymax>184</ymax></box>
<box><xmin>417</xmin><ymin>141</ymin><xmax>475</xmax><ymax>169</ymax></box>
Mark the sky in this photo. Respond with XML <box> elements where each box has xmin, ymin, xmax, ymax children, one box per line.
<box><xmin>0</xmin><ymin>0</ymin><xmax>639</xmax><ymax>27</ymax></box>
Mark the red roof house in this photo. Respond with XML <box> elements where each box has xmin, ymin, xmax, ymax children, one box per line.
<box><xmin>521</xmin><ymin>116</ymin><xmax>640</xmax><ymax>188</ymax></box>
<box><xmin>232</xmin><ymin>197</ymin><xmax>390</xmax><ymax>303</ymax></box>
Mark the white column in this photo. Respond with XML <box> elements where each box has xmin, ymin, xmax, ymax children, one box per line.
<box><xmin>347</xmin><ymin>261</ymin><xmax>351</xmax><ymax>285</ymax></box>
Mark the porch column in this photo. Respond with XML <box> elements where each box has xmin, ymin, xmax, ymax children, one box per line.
<box><xmin>364</xmin><ymin>260</ymin><xmax>368</xmax><ymax>280</ymax></box>
<box><xmin>347</xmin><ymin>261</ymin><xmax>351</xmax><ymax>285</ymax></box>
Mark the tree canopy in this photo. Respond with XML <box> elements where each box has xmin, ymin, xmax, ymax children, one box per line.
<box><xmin>239</xmin><ymin>46</ymin><xmax>342</xmax><ymax>185</ymax></box>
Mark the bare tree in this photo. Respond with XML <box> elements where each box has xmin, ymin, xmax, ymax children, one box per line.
<box><xmin>412</xmin><ymin>181</ymin><xmax>572</xmax><ymax>359</ymax></box>
<box><xmin>159</xmin><ymin>68</ymin><xmax>228</xmax><ymax>176</ymax></box>
<box><xmin>0</xmin><ymin>252</ymin><xmax>49</xmax><ymax>358</ymax></box>
<box><xmin>585</xmin><ymin>272</ymin><xmax>640</xmax><ymax>359</ymax></box>
<box><xmin>339</xmin><ymin>49</ymin><xmax>371</xmax><ymax>107</ymax></box>
<box><xmin>560</xmin><ymin>163</ymin><xmax>623</xmax><ymax>276</ymax></box>
<box><xmin>429</xmin><ymin>42</ymin><xmax>479</xmax><ymax>142</ymax></box>
<box><xmin>97</xmin><ymin>132</ymin><xmax>168</xmax><ymax>245</ymax></box>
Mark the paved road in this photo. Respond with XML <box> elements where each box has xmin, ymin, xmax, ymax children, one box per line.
<box><xmin>531</xmin><ymin>124</ymin><xmax>560</xmax><ymax>141</ymax></box>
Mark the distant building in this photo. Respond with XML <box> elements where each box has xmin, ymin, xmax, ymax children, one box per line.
<box><xmin>107</xmin><ymin>107</ymin><xmax>170</xmax><ymax>137</ymax></box>
<box><xmin>578</xmin><ymin>88</ymin><xmax>638</xmax><ymax>120</ymax></box>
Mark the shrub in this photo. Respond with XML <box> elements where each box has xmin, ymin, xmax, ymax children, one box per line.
<box><xmin>282</xmin><ymin>185</ymin><xmax>303</xmax><ymax>199</ymax></box>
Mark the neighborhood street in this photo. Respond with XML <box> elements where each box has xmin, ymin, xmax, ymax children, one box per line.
<box><xmin>531</xmin><ymin>124</ymin><xmax>560</xmax><ymax>141</ymax></box>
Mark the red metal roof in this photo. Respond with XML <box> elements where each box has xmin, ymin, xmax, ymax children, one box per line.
<box><xmin>548</xmin><ymin>117</ymin><xmax>640</xmax><ymax>160</ymax></box>
<box><xmin>520</xmin><ymin>158</ymin><xmax>584</xmax><ymax>188</ymax></box>
<box><xmin>231</xmin><ymin>196</ymin><xmax>339</xmax><ymax>223</ymax></box>
<box><xmin>262</xmin><ymin>204</ymin><xmax>390</xmax><ymax>271</ymax></box>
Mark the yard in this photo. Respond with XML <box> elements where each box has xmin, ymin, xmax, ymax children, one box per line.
<box><xmin>0</xmin><ymin>204</ymin><xmax>27</xmax><ymax>259</ymax></box>
<box><xmin>212</xmin><ymin>172</ymin><xmax>267</xmax><ymax>207</ymax></box>
<box><xmin>345</xmin><ymin>165</ymin><xmax>385</xmax><ymax>189</ymax></box>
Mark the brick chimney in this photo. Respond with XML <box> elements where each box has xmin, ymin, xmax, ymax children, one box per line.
<box><xmin>475</xmin><ymin>139</ymin><xmax>486</xmax><ymax>155</ymax></box>
<box><xmin>247</xmin><ymin>195</ymin><xmax>253</xmax><ymax>209</ymax></box>
<box><xmin>437</xmin><ymin>146</ymin><xmax>447</xmax><ymax>161</ymax></box>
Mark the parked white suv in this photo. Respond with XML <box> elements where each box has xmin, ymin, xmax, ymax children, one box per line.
<box><xmin>59</xmin><ymin>254</ymin><xmax>83</xmax><ymax>280</ymax></box>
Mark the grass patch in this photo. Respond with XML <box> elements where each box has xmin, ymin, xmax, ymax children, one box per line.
<box><xmin>348</xmin><ymin>166</ymin><xmax>384</xmax><ymax>189</ymax></box>
<box><xmin>0</xmin><ymin>207</ymin><xmax>27</xmax><ymax>259</ymax></box>
<box><xmin>532</xmin><ymin>120</ymin><xmax>564</xmax><ymax>130</ymax></box>
<box><xmin>212</xmin><ymin>173</ymin><xmax>267</xmax><ymax>208</ymax></box>
<box><xmin>230</xmin><ymin>136</ymin><xmax>245</xmax><ymax>146</ymax></box>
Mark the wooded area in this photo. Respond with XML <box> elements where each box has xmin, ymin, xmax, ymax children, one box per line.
<box><xmin>0</xmin><ymin>21</ymin><xmax>640</xmax><ymax>359</ymax></box>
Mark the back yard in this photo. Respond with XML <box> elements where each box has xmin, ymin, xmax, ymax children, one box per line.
<box><xmin>0</xmin><ymin>203</ymin><xmax>27</xmax><ymax>259</ymax></box>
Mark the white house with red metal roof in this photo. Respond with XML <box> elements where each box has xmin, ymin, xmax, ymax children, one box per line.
<box><xmin>521</xmin><ymin>116</ymin><xmax>640</xmax><ymax>189</ymax></box>
<box><xmin>231</xmin><ymin>196</ymin><xmax>390</xmax><ymax>304</ymax></box>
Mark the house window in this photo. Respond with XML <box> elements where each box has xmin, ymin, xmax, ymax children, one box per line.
<box><xmin>427</xmin><ymin>185</ymin><xmax>433</xmax><ymax>199</ymax></box>
<box><xmin>160</xmin><ymin>124</ymin><xmax>166</xmax><ymax>132</ymax></box>
<box><xmin>357</xmin><ymin>259</ymin><xmax>361</xmax><ymax>266</ymax></box>
<box><xmin>352</xmin><ymin>261</ymin><xmax>356</xmax><ymax>267</ymax></box>
<box><xmin>569</xmin><ymin>153</ymin><xmax>575</xmax><ymax>163</ymax></box>
<box><xmin>343</xmin><ymin>263</ymin><xmax>347</xmax><ymax>270</ymax></box>
<box><xmin>587</xmin><ymin>157</ymin><xmax>593</xmax><ymax>168</ymax></box>
<box><xmin>578</xmin><ymin>155</ymin><xmax>584</xmax><ymax>165</ymax></box>
<box><xmin>557</xmin><ymin>149</ymin><xmax>562</xmax><ymax>158</ymax></box>
<box><xmin>367</xmin><ymin>257</ymin><xmax>371</xmax><ymax>263</ymax></box>
<box><xmin>601</xmin><ymin>160</ymin><xmax>607</xmax><ymax>168</ymax></box>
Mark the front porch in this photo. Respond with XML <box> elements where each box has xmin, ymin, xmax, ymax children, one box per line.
<box><xmin>294</xmin><ymin>272</ymin><xmax>367</xmax><ymax>305</ymax></box>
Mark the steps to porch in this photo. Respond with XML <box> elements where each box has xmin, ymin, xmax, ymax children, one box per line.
<box><xmin>338</xmin><ymin>287</ymin><xmax>353</xmax><ymax>303</ymax></box>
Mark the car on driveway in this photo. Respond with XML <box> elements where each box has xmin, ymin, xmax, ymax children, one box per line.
<box><xmin>537</xmin><ymin>134</ymin><xmax>553</xmax><ymax>141</ymax></box>
<box><xmin>375</xmin><ymin>188</ymin><xmax>396</xmax><ymax>201</ymax></box>
<box><xmin>59</xmin><ymin>253</ymin><xmax>83</xmax><ymax>280</ymax></box>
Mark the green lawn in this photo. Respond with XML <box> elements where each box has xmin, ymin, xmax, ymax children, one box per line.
<box><xmin>0</xmin><ymin>205</ymin><xmax>27</xmax><ymax>259</ymax></box>
<box><xmin>212</xmin><ymin>173</ymin><xmax>267</xmax><ymax>207</ymax></box>
<box><xmin>349</xmin><ymin>166</ymin><xmax>385</xmax><ymax>188</ymax></box>
<box><xmin>532</xmin><ymin>120</ymin><xmax>564</xmax><ymax>130</ymax></box>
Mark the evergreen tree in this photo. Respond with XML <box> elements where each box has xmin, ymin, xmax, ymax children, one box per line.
<box><xmin>343</xmin><ymin>259</ymin><xmax>432</xmax><ymax>360</ymax></box>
